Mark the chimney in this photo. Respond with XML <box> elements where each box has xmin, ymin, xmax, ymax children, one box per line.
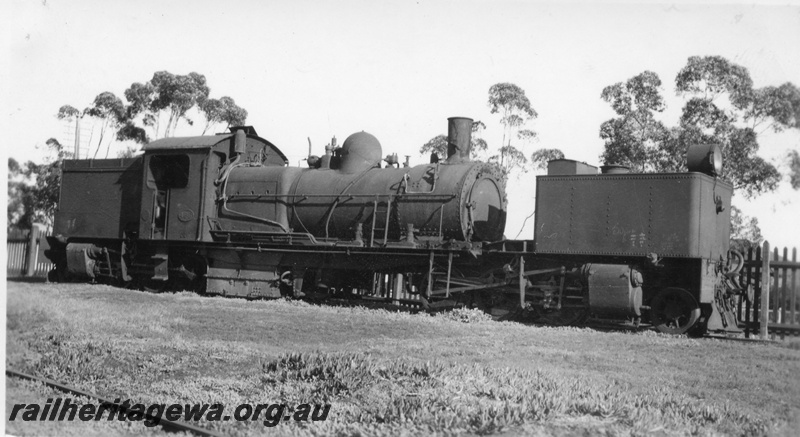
<box><xmin>446</xmin><ymin>117</ymin><xmax>473</xmax><ymax>163</ymax></box>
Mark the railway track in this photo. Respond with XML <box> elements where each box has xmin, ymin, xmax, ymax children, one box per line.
<box><xmin>5</xmin><ymin>368</ymin><xmax>224</xmax><ymax>437</ymax></box>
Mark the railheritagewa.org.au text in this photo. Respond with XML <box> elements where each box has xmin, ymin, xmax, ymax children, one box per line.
<box><xmin>8</xmin><ymin>398</ymin><xmax>331</xmax><ymax>427</ymax></box>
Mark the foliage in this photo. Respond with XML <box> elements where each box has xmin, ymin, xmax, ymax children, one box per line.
<box><xmin>198</xmin><ymin>96</ymin><xmax>248</xmax><ymax>134</ymax></box>
<box><xmin>121</xmin><ymin>81</ymin><xmax>157</xmax><ymax>140</ymax></box>
<box><xmin>115</xmin><ymin>122</ymin><xmax>148</xmax><ymax>145</ymax></box>
<box><xmin>116</xmin><ymin>145</ymin><xmax>140</xmax><ymax>159</ymax></box>
<box><xmin>729</xmin><ymin>205</ymin><xmax>763</xmax><ymax>252</ymax></box>
<box><xmin>149</xmin><ymin>71</ymin><xmax>210</xmax><ymax>137</ymax></box>
<box><xmin>8</xmin><ymin>139</ymin><xmax>70</xmax><ymax>230</ymax></box>
<box><xmin>419</xmin><ymin>134</ymin><xmax>448</xmax><ymax>160</ymax></box>
<box><xmin>56</xmin><ymin>105</ymin><xmax>81</xmax><ymax>120</ymax></box>
<box><xmin>58</xmin><ymin>70</ymin><xmax>250</xmax><ymax>158</ymax></box>
<box><xmin>488</xmin><ymin>83</ymin><xmax>539</xmax><ymax>176</ymax></box>
<box><xmin>8</xmin><ymin>158</ymin><xmax>28</xmax><ymax>230</ymax></box>
<box><xmin>22</xmin><ymin>71</ymin><xmax>250</xmax><ymax>227</ymax></box>
<box><xmin>598</xmin><ymin>71</ymin><xmax>670</xmax><ymax>173</ymax></box>
<box><xmin>675</xmin><ymin>55</ymin><xmax>753</xmax><ymax>108</ymax></box>
<box><xmin>435</xmin><ymin>307</ymin><xmax>494</xmax><ymax>323</ymax></box>
<box><xmin>600</xmin><ymin>57</ymin><xmax>799</xmax><ymax>199</ymax></box>
<box><xmin>530</xmin><ymin>148</ymin><xmax>565</xmax><ymax>171</ymax></box>
<box><xmin>489</xmin><ymin>145</ymin><xmax>528</xmax><ymax>178</ymax></box>
<box><xmin>675</xmin><ymin>56</ymin><xmax>797</xmax><ymax>198</ymax></box>
<box><xmin>87</xmin><ymin>92</ymin><xmax>126</xmax><ymax>159</ymax></box>
<box><xmin>789</xmin><ymin>149</ymin><xmax>800</xmax><ymax>190</ymax></box>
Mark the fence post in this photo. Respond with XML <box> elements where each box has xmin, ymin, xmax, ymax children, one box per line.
<box><xmin>760</xmin><ymin>241</ymin><xmax>770</xmax><ymax>340</ymax></box>
<box><xmin>25</xmin><ymin>226</ymin><xmax>40</xmax><ymax>277</ymax></box>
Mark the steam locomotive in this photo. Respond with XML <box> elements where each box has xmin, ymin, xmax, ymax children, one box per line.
<box><xmin>45</xmin><ymin>116</ymin><xmax>744</xmax><ymax>336</ymax></box>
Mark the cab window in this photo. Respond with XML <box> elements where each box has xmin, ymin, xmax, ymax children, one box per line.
<box><xmin>147</xmin><ymin>154</ymin><xmax>190</xmax><ymax>189</ymax></box>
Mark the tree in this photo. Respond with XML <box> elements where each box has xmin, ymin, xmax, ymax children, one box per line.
<box><xmin>199</xmin><ymin>98</ymin><xmax>225</xmax><ymax>135</ymax></box>
<box><xmin>7</xmin><ymin>139</ymin><xmax>70</xmax><ymax>230</ymax></box>
<box><xmin>419</xmin><ymin>135</ymin><xmax>447</xmax><ymax>160</ymax></box>
<box><xmin>120</xmin><ymin>81</ymin><xmax>157</xmax><ymax>143</ymax></box>
<box><xmin>730</xmin><ymin>205</ymin><xmax>763</xmax><ymax>251</ymax></box>
<box><xmin>599</xmin><ymin>71</ymin><xmax>670</xmax><ymax>172</ymax></box>
<box><xmin>8</xmin><ymin>157</ymin><xmax>26</xmax><ymax>229</ymax></box>
<box><xmin>788</xmin><ymin>149</ymin><xmax>800</xmax><ymax>190</ymax></box>
<box><xmin>487</xmin><ymin>83</ymin><xmax>538</xmax><ymax>176</ymax></box>
<box><xmin>599</xmin><ymin>57</ymin><xmax>799</xmax><ymax>199</ymax></box>
<box><xmin>674</xmin><ymin>55</ymin><xmax>797</xmax><ymax>198</ymax></box>
<box><xmin>149</xmin><ymin>71</ymin><xmax>210</xmax><ymax>137</ymax></box>
<box><xmin>60</xmin><ymin>70</ymin><xmax>250</xmax><ymax>156</ymax></box>
<box><xmin>86</xmin><ymin>92</ymin><xmax>126</xmax><ymax>159</ymax></box>
<box><xmin>199</xmin><ymin>96</ymin><xmax>248</xmax><ymax>134</ymax></box>
<box><xmin>530</xmin><ymin>148</ymin><xmax>565</xmax><ymax>171</ymax></box>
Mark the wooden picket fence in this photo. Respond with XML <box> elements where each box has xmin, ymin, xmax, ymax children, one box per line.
<box><xmin>6</xmin><ymin>225</ymin><xmax>53</xmax><ymax>279</ymax></box>
<box><xmin>737</xmin><ymin>242</ymin><xmax>800</xmax><ymax>339</ymax></box>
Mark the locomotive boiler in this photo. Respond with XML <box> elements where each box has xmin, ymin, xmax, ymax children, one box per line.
<box><xmin>218</xmin><ymin>117</ymin><xmax>506</xmax><ymax>245</ymax></box>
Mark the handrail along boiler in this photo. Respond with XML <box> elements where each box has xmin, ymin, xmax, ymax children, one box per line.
<box><xmin>45</xmin><ymin>116</ymin><xmax>745</xmax><ymax>335</ymax></box>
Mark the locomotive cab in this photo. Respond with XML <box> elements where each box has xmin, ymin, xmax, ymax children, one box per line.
<box><xmin>139</xmin><ymin>127</ymin><xmax>288</xmax><ymax>243</ymax></box>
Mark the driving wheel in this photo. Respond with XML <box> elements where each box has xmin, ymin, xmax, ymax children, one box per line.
<box><xmin>649</xmin><ymin>287</ymin><xmax>700</xmax><ymax>335</ymax></box>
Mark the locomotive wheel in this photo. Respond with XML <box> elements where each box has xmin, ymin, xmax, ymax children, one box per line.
<box><xmin>649</xmin><ymin>288</ymin><xmax>700</xmax><ymax>335</ymax></box>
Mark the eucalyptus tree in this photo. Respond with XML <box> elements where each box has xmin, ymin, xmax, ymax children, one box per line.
<box><xmin>598</xmin><ymin>71</ymin><xmax>670</xmax><ymax>172</ymax></box>
<box><xmin>199</xmin><ymin>96</ymin><xmax>249</xmax><ymax>135</ymax></box>
<box><xmin>487</xmin><ymin>83</ymin><xmax>538</xmax><ymax>176</ymax></box>
<box><xmin>599</xmin><ymin>57</ymin><xmax>799</xmax><ymax>199</ymax></box>
<box><xmin>530</xmin><ymin>148</ymin><xmax>565</xmax><ymax>171</ymax></box>
<box><xmin>86</xmin><ymin>92</ymin><xmax>126</xmax><ymax>158</ymax></box>
<box><xmin>149</xmin><ymin>71</ymin><xmax>211</xmax><ymax>137</ymax></box>
<box><xmin>7</xmin><ymin>138</ymin><xmax>69</xmax><ymax>229</ymax></box>
<box><xmin>674</xmin><ymin>55</ymin><xmax>798</xmax><ymax>198</ymax></box>
<box><xmin>57</xmin><ymin>91</ymin><xmax>127</xmax><ymax>159</ymax></box>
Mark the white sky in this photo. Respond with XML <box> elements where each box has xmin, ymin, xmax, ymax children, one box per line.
<box><xmin>2</xmin><ymin>0</ymin><xmax>799</xmax><ymax>247</ymax></box>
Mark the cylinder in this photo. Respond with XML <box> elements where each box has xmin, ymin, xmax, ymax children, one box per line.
<box><xmin>447</xmin><ymin>117</ymin><xmax>473</xmax><ymax>163</ymax></box>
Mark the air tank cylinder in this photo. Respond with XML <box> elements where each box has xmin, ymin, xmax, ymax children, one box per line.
<box><xmin>584</xmin><ymin>264</ymin><xmax>643</xmax><ymax>318</ymax></box>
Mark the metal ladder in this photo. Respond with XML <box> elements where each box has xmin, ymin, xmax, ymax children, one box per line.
<box><xmin>370</xmin><ymin>198</ymin><xmax>392</xmax><ymax>247</ymax></box>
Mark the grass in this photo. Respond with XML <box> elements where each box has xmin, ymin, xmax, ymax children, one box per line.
<box><xmin>5</xmin><ymin>281</ymin><xmax>800</xmax><ymax>436</ymax></box>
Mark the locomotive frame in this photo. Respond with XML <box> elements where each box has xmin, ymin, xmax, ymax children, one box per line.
<box><xmin>45</xmin><ymin>116</ymin><xmax>746</xmax><ymax>336</ymax></box>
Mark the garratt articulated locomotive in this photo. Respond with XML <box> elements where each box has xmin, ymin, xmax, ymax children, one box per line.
<box><xmin>46</xmin><ymin>116</ymin><xmax>744</xmax><ymax>336</ymax></box>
